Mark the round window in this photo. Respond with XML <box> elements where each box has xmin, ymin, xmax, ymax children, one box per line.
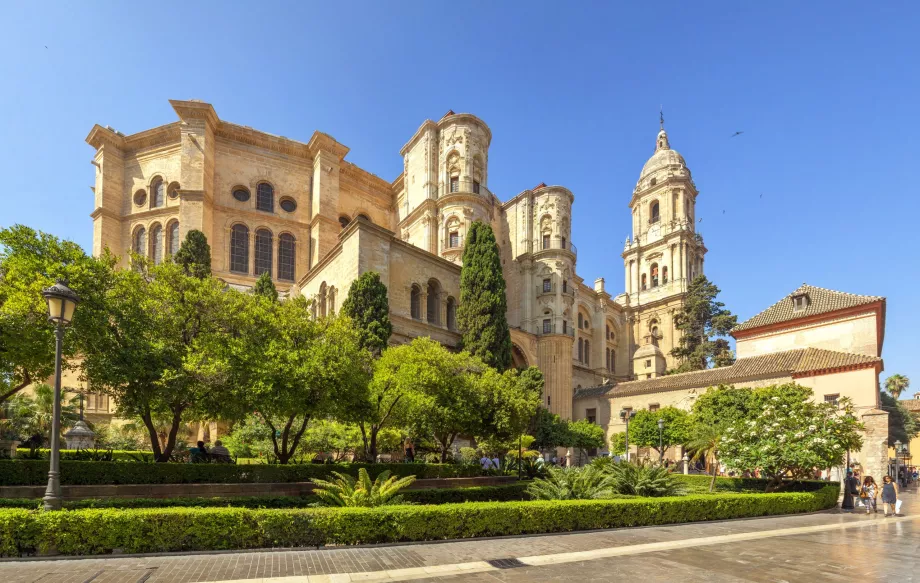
<box><xmin>232</xmin><ymin>188</ymin><xmax>250</xmax><ymax>202</ymax></box>
<box><xmin>280</xmin><ymin>198</ymin><xmax>297</xmax><ymax>212</ymax></box>
<box><xmin>168</xmin><ymin>183</ymin><xmax>180</xmax><ymax>199</ymax></box>
<box><xmin>133</xmin><ymin>190</ymin><xmax>147</xmax><ymax>206</ymax></box>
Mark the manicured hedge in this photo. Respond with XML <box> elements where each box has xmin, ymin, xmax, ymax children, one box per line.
<box><xmin>16</xmin><ymin>449</ymin><xmax>150</xmax><ymax>462</ymax></box>
<box><xmin>674</xmin><ymin>474</ymin><xmax>833</xmax><ymax>494</ymax></box>
<box><xmin>0</xmin><ymin>483</ymin><xmax>533</xmax><ymax>510</ymax></box>
<box><xmin>0</xmin><ymin>460</ymin><xmax>478</xmax><ymax>486</ymax></box>
<box><xmin>0</xmin><ymin>485</ymin><xmax>839</xmax><ymax>556</ymax></box>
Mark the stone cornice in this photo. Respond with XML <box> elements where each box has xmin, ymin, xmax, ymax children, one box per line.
<box><xmin>532</xmin><ymin>185</ymin><xmax>575</xmax><ymax>205</ymax></box>
<box><xmin>90</xmin><ymin>207</ymin><xmax>120</xmax><ymax>221</ymax></box>
<box><xmin>436</xmin><ymin>113</ymin><xmax>492</xmax><ymax>146</ymax></box>
<box><xmin>216</xmin><ymin>122</ymin><xmax>314</xmax><ymax>160</ymax></box>
<box><xmin>308</xmin><ymin>132</ymin><xmax>349</xmax><ymax>159</ymax></box>
<box><xmin>397</xmin><ymin>199</ymin><xmax>437</xmax><ymax>230</ymax></box>
<box><xmin>400</xmin><ymin>119</ymin><xmax>438</xmax><ymax>156</ymax></box>
<box><xmin>170</xmin><ymin>100</ymin><xmax>220</xmax><ymax>128</ymax></box>
<box><xmin>340</xmin><ymin>162</ymin><xmax>396</xmax><ymax>200</ymax></box>
<box><xmin>629</xmin><ymin>173</ymin><xmax>697</xmax><ymax>208</ymax></box>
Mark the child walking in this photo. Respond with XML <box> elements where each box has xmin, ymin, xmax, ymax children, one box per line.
<box><xmin>881</xmin><ymin>475</ymin><xmax>898</xmax><ymax>516</ymax></box>
<box><xmin>860</xmin><ymin>476</ymin><xmax>878</xmax><ymax>514</ymax></box>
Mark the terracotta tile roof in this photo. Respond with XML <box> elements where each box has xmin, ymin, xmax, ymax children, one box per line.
<box><xmin>902</xmin><ymin>399</ymin><xmax>920</xmax><ymax>413</ymax></box>
<box><xmin>732</xmin><ymin>284</ymin><xmax>884</xmax><ymax>333</ymax></box>
<box><xmin>573</xmin><ymin>348</ymin><xmax>881</xmax><ymax>400</ymax></box>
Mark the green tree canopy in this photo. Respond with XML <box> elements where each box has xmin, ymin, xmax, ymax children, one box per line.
<box><xmin>881</xmin><ymin>392</ymin><xmax>919</xmax><ymax>445</ymax></box>
<box><xmin>252</xmin><ymin>272</ymin><xmax>278</xmax><ymax>302</ymax></box>
<box><xmin>885</xmin><ymin>374</ymin><xmax>910</xmax><ymax>400</ymax></box>
<box><xmin>670</xmin><ymin>275</ymin><xmax>737</xmax><ymax>373</ymax></box>
<box><xmin>627</xmin><ymin>406</ymin><xmax>692</xmax><ymax>458</ymax></box>
<box><xmin>341</xmin><ymin>271</ymin><xmax>392</xmax><ymax>357</ymax></box>
<box><xmin>608</xmin><ymin>432</ymin><xmax>627</xmax><ymax>456</ymax></box>
<box><xmin>458</xmin><ymin>221</ymin><xmax>511</xmax><ymax>370</ymax></box>
<box><xmin>0</xmin><ymin>225</ymin><xmax>114</xmax><ymax>403</ymax></box>
<box><xmin>691</xmin><ymin>384</ymin><xmax>755</xmax><ymax>430</ymax></box>
<box><xmin>173</xmin><ymin>229</ymin><xmax>211</xmax><ymax>279</ymax></box>
<box><xmin>478</xmin><ymin>365</ymin><xmax>543</xmax><ymax>442</ymax></box>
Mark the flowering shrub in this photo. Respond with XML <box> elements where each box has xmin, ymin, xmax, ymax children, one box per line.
<box><xmin>719</xmin><ymin>384</ymin><xmax>863</xmax><ymax>491</ymax></box>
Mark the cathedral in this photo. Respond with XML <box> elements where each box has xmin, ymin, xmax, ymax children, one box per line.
<box><xmin>84</xmin><ymin>100</ymin><xmax>888</xmax><ymax>479</ymax></box>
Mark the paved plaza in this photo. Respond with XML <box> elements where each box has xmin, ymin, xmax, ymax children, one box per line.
<box><xmin>2</xmin><ymin>490</ymin><xmax>917</xmax><ymax>583</ymax></box>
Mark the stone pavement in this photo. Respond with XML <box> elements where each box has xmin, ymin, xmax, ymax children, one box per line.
<box><xmin>2</xmin><ymin>489</ymin><xmax>917</xmax><ymax>583</ymax></box>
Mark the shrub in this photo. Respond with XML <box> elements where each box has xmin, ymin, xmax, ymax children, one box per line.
<box><xmin>603</xmin><ymin>461</ymin><xmax>686</xmax><ymax>497</ymax></box>
<box><xmin>312</xmin><ymin>469</ymin><xmax>415</xmax><ymax>507</ymax></box>
<box><xmin>16</xmin><ymin>449</ymin><xmax>149</xmax><ymax>462</ymax></box>
<box><xmin>526</xmin><ymin>466</ymin><xmax>614</xmax><ymax>500</ymax></box>
<box><xmin>674</xmin><ymin>474</ymin><xmax>832</xmax><ymax>495</ymax></box>
<box><xmin>0</xmin><ymin>460</ymin><xmax>477</xmax><ymax>486</ymax></box>
<box><xmin>0</xmin><ymin>485</ymin><xmax>840</xmax><ymax>556</ymax></box>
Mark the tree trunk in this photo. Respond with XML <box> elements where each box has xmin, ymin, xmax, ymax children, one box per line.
<box><xmin>271</xmin><ymin>415</ymin><xmax>310</xmax><ymax>464</ymax></box>
<box><xmin>708</xmin><ymin>454</ymin><xmax>718</xmax><ymax>493</ymax></box>
<box><xmin>158</xmin><ymin>409</ymin><xmax>184</xmax><ymax>462</ymax></box>
<box><xmin>368</xmin><ymin>426</ymin><xmax>379</xmax><ymax>463</ymax></box>
<box><xmin>140</xmin><ymin>410</ymin><xmax>164</xmax><ymax>461</ymax></box>
<box><xmin>0</xmin><ymin>373</ymin><xmax>31</xmax><ymax>404</ymax></box>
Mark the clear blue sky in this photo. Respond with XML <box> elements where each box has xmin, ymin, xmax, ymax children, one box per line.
<box><xmin>2</xmin><ymin>2</ymin><xmax>917</xmax><ymax>391</ymax></box>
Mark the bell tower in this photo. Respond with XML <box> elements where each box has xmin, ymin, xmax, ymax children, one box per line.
<box><xmin>622</xmin><ymin>116</ymin><xmax>706</xmax><ymax>377</ymax></box>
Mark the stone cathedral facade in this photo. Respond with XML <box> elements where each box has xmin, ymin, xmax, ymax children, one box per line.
<box><xmin>85</xmin><ymin>101</ymin><xmax>887</xmax><ymax>479</ymax></box>
<box><xmin>86</xmin><ymin>100</ymin><xmax>699</xmax><ymax>422</ymax></box>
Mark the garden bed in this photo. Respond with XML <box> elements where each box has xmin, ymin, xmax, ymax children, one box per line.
<box><xmin>0</xmin><ymin>485</ymin><xmax>839</xmax><ymax>557</ymax></box>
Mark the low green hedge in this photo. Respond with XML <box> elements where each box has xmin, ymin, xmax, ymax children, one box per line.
<box><xmin>0</xmin><ymin>460</ymin><xmax>478</xmax><ymax>486</ymax></box>
<box><xmin>674</xmin><ymin>475</ymin><xmax>833</xmax><ymax>494</ymax></box>
<box><xmin>16</xmin><ymin>449</ymin><xmax>150</xmax><ymax>462</ymax></box>
<box><xmin>0</xmin><ymin>484</ymin><xmax>533</xmax><ymax>510</ymax></box>
<box><xmin>0</xmin><ymin>485</ymin><xmax>839</xmax><ymax>556</ymax></box>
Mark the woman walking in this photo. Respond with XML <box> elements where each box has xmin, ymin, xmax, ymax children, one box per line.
<box><xmin>860</xmin><ymin>476</ymin><xmax>878</xmax><ymax>514</ymax></box>
<box><xmin>881</xmin><ymin>475</ymin><xmax>898</xmax><ymax>516</ymax></box>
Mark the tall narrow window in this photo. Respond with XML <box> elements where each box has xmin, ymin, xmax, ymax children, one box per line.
<box><xmin>449</xmin><ymin>231</ymin><xmax>460</xmax><ymax>248</ymax></box>
<box><xmin>319</xmin><ymin>283</ymin><xmax>327</xmax><ymax>318</ymax></box>
<box><xmin>446</xmin><ymin>297</ymin><xmax>457</xmax><ymax>331</ymax></box>
<box><xmin>543</xmin><ymin>319</ymin><xmax>552</xmax><ymax>334</ymax></box>
<box><xmin>133</xmin><ymin>227</ymin><xmax>146</xmax><ymax>255</ymax></box>
<box><xmin>278</xmin><ymin>234</ymin><xmax>296</xmax><ymax>281</ymax></box>
<box><xmin>641</xmin><ymin>274</ymin><xmax>647</xmax><ymax>290</ymax></box>
<box><xmin>578</xmin><ymin>338</ymin><xmax>583</xmax><ymax>362</ymax></box>
<box><xmin>584</xmin><ymin>340</ymin><xmax>590</xmax><ymax>365</ymax></box>
<box><xmin>543</xmin><ymin>278</ymin><xmax>552</xmax><ymax>293</ymax></box>
<box><xmin>472</xmin><ymin>180</ymin><xmax>480</xmax><ymax>194</ymax></box>
<box><xmin>255</xmin><ymin>229</ymin><xmax>273</xmax><ymax>276</ymax></box>
<box><xmin>561</xmin><ymin>236</ymin><xmax>567</xmax><ymax>250</ymax></box>
<box><xmin>662</xmin><ymin>266</ymin><xmax>669</xmax><ymax>284</ymax></box>
<box><xmin>230</xmin><ymin>224</ymin><xmax>249</xmax><ymax>273</ymax></box>
<box><xmin>650</xmin><ymin>201</ymin><xmax>660</xmax><ymax>223</ymax></box>
<box><xmin>410</xmin><ymin>285</ymin><xmax>421</xmax><ymax>320</ymax></box>
<box><xmin>150</xmin><ymin>224</ymin><xmax>163</xmax><ymax>264</ymax></box>
<box><xmin>427</xmin><ymin>280</ymin><xmax>440</xmax><ymax>325</ymax></box>
<box><xmin>256</xmin><ymin>183</ymin><xmax>274</xmax><ymax>212</ymax></box>
<box><xmin>542</xmin><ymin>234</ymin><xmax>550</xmax><ymax>249</ymax></box>
<box><xmin>562</xmin><ymin>320</ymin><xmax>567</xmax><ymax>334</ymax></box>
<box><xmin>606</xmin><ymin>348</ymin><xmax>610</xmax><ymax>371</ymax></box>
<box><xmin>651</xmin><ymin>263</ymin><xmax>659</xmax><ymax>287</ymax></box>
<box><xmin>151</xmin><ymin>179</ymin><xmax>165</xmax><ymax>208</ymax></box>
<box><xmin>450</xmin><ymin>176</ymin><xmax>459</xmax><ymax>193</ymax></box>
<box><xmin>168</xmin><ymin>222</ymin><xmax>180</xmax><ymax>256</ymax></box>
<box><xmin>562</xmin><ymin>280</ymin><xmax>568</xmax><ymax>293</ymax></box>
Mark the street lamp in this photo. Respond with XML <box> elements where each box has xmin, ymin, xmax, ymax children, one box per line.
<box><xmin>657</xmin><ymin>418</ymin><xmax>665</xmax><ymax>464</ymax></box>
<box><xmin>41</xmin><ymin>279</ymin><xmax>80</xmax><ymax>511</ymax></box>
<box><xmin>619</xmin><ymin>409</ymin><xmax>635</xmax><ymax>462</ymax></box>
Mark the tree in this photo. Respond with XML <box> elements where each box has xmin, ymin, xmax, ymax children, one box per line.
<box><xmin>252</xmin><ymin>272</ymin><xmax>278</xmax><ymax>302</ymax></box>
<box><xmin>885</xmin><ymin>374</ymin><xmax>910</xmax><ymax>400</ymax></box>
<box><xmin>880</xmin><ymin>392</ymin><xmax>920</xmax><ymax>445</ymax></box>
<box><xmin>478</xmin><ymin>366</ymin><xmax>543</xmax><ymax>442</ymax></box>
<box><xmin>688</xmin><ymin>385</ymin><xmax>756</xmax><ymax>490</ymax></box>
<box><xmin>341</xmin><ymin>271</ymin><xmax>392</xmax><ymax>357</ymax></box>
<box><xmin>457</xmin><ymin>221</ymin><xmax>512</xmax><ymax>370</ymax></box>
<box><xmin>627</xmin><ymin>407</ymin><xmax>691</xmax><ymax>459</ymax></box>
<box><xmin>686</xmin><ymin>424</ymin><xmax>722</xmax><ymax>492</ymax></box>
<box><xmin>173</xmin><ymin>229</ymin><xmax>211</xmax><ymax>279</ymax></box>
<box><xmin>229</xmin><ymin>297</ymin><xmax>371</xmax><ymax>463</ymax></box>
<box><xmin>670</xmin><ymin>275</ymin><xmax>737</xmax><ymax>373</ymax></box>
<box><xmin>1</xmin><ymin>384</ymin><xmax>80</xmax><ymax>447</ymax></box>
<box><xmin>301</xmin><ymin>419</ymin><xmax>364</xmax><ymax>462</ymax></box>
<box><xmin>531</xmin><ymin>408</ymin><xmax>572</xmax><ymax>452</ymax></box>
<box><xmin>0</xmin><ymin>225</ymin><xmax>113</xmax><ymax>403</ymax></box>
<box><xmin>81</xmin><ymin>259</ymin><xmax>239</xmax><ymax>461</ymax></box>
<box><xmin>608</xmin><ymin>432</ymin><xmax>626</xmax><ymax>456</ymax></box>
<box><xmin>719</xmin><ymin>383</ymin><xmax>864</xmax><ymax>492</ymax></box>
<box><xmin>568</xmin><ymin>418</ymin><xmax>606</xmax><ymax>460</ymax></box>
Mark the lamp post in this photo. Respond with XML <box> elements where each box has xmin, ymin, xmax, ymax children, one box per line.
<box><xmin>657</xmin><ymin>418</ymin><xmax>665</xmax><ymax>464</ymax></box>
<box><xmin>41</xmin><ymin>279</ymin><xmax>80</xmax><ymax>511</ymax></box>
<box><xmin>894</xmin><ymin>440</ymin><xmax>902</xmax><ymax>483</ymax></box>
<box><xmin>620</xmin><ymin>409</ymin><xmax>635</xmax><ymax>462</ymax></box>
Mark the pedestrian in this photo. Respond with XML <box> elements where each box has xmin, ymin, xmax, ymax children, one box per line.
<box><xmin>860</xmin><ymin>476</ymin><xmax>878</xmax><ymax>514</ymax></box>
<box><xmin>491</xmin><ymin>455</ymin><xmax>501</xmax><ymax>472</ymax></box>
<box><xmin>842</xmin><ymin>468</ymin><xmax>860</xmax><ymax>510</ymax></box>
<box><xmin>403</xmin><ymin>437</ymin><xmax>415</xmax><ymax>463</ymax></box>
<box><xmin>480</xmin><ymin>454</ymin><xmax>493</xmax><ymax>472</ymax></box>
<box><xmin>210</xmin><ymin>440</ymin><xmax>231</xmax><ymax>463</ymax></box>
<box><xmin>881</xmin><ymin>475</ymin><xmax>899</xmax><ymax>516</ymax></box>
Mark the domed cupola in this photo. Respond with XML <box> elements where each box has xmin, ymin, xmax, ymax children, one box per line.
<box><xmin>639</xmin><ymin>126</ymin><xmax>687</xmax><ymax>181</ymax></box>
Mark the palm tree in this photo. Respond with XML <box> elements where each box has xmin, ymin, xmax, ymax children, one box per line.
<box><xmin>312</xmin><ymin>468</ymin><xmax>416</xmax><ymax>507</ymax></box>
<box><xmin>885</xmin><ymin>374</ymin><xmax>910</xmax><ymax>400</ymax></box>
<box><xmin>526</xmin><ymin>466</ymin><xmax>615</xmax><ymax>500</ymax></box>
<box><xmin>686</xmin><ymin>424</ymin><xmax>722</xmax><ymax>492</ymax></box>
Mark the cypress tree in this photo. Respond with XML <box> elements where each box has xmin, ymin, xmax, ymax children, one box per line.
<box><xmin>341</xmin><ymin>271</ymin><xmax>392</xmax><ymax>357</ymax></box>
<box><xmin>458</xmin><ymin>221</ymin><xmax>512</xmax><ymax>370</ymax></box>
<box><xmin>670</xmin><ymin>275</ymin><xmax>737</xmax><ymax>372</ymax></box>
<box><xmin>253</xmin><ymin>272</ymin><xmax>278</xmax><ymax>302</ymax></box>
<box><xmin>174</xmin><ymin>229</ymin><xmax>212</xmax><ymax>279</ymax></box>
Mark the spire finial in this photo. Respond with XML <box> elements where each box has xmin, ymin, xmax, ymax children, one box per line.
<box><xmin>659</xmin><ymin>105</ymin><xmax>664</xmax><ymax>130</ymax></box>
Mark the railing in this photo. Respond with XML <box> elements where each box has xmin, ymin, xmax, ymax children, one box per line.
<box><xmin>537</xmin><ymin>282</ymin><xmax>556</xmax><ymax>295</ymax></box>
<box><xmin>444</xmin><ymin>234</ymin><xmax>465</xmax><ymax>250</ymax></box>
<box><xmin>537</xmin><ymin>323</ymin><xmax>576</xmax><ymax>337</ymax></box>
<box><xmin>438</xmin><ymin>178</ymin><xmax>493</xmax><ymax>201</ymax></box>
<box><xmin>536</xmin><ymin>239</ymin><xmax>577</xmax><ymax>257</ymax></box>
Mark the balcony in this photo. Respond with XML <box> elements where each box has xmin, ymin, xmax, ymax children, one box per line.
<box><xmin>438</xmin><ymin>178</ymin><xmax>493</xmax><ymax>202</ymax></box>
<box><xmin>444</xmin><ymin>234</ymin><xmax>465</xmax><ymax>250</ymax></box>
<box><xmin>536</xmin><ymin>239</ymin><xmax>577</xmax><ymax>258</ymax></box>
<box><xmin>537</xmin><ymin>322</ymin><xmax>576</xmax><ymax>337</ymax></box>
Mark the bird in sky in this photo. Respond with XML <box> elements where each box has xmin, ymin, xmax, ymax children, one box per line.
<box><xmin>44</xmin><ymin>46</ymin><xmax>48</xmax><ymax>49</ymax></box>
<box><xmin>730</xmin><ymin>131</ymin><xmax>744</xmax><ymax>138</ymax></box>
<box><xmin>698</xmin><ymin>217</ymin><xmax>703</xmax><ymax>223</ymax></box>
<box><xmin>722</xmin><ymin>210</ymin><xmax>726</xmax><ymax>214</ymax></box>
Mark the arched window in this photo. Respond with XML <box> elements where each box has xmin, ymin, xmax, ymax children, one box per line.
<box><xmin>328</xmin><ymin>287</ymin><xmax>335</xmax><ymax>315</ymax></box>
<box><xmin>150</xmin><ymin>224</ymin><xmax>163</xmax><ymax>264</ymax></box>
<box><xmin>255</xmin><ymin>229</ymin><xmax>273</xmax><ymax>276</ymax></box>
<box><xmin>427</xmin><ymin>280</ymin><xmax>440</xmax><ymax>325</ymax></box>
<box><xmin>167</xmin><ymin>221</ymin><xmax>180</xmax><ymax>256</ymax></box>
<box><xmin>584</xmin><ymin>340</ymin><xmax>590</xmax><ymax>365</ymax></box>
<box><xmin>357</xmin><ymin>213</ymin><xmax>371</xmax><ymax>223</ymax></box>
<box><xmin>662</xmin><ymin>266</ymin><xmax>669</xmax><ymax>284</ymax></box>
<box><xmin>650</xmin><ymin>201</ymin><xmax>660</xmax><ymax>223</ymax></box>
<box><xmin>606</xmin><ymin>348</ymin><xmax>610</xmax><ymax>371</ymax></box>
<box><xmin>651</xmin><ymin>263</ymin><xmax>659</xmax><ymax>287</ymax></box>
<box><xmin>578</xmin><ymin>313</ymin><xmax>583</xmax><ymax>329</ymax></box>
<box><xmin>641</xmin><ymin>273</ymin><xmax>647</xmax><ymax>290</ymax></box>
<box><xmin>339</xmin><ymin>216</ymin><xmax>351</xmax><ymax>229</ymax></box>
<box><xmin>256</xmin><ymin>183</ymin><xmax>274</xmax><ymax>212</ymax></box>
<box><xmin>410</xmin><ymin>285</ymin><xmax>421</xmax><ymax>320</ymax></box>
<box><xmin>230</xmin><ymin>224</ymin><xmax>249</xmax><ymax>273</ymax></box>
<box><xmin>133</xmin><ymin>227</ymin><xmax>146</xmax><ymax>255</ymax></box>
<box><xmin>278</xmin><ymin>234</ymin><xmax>296</xmax><ymax>281</ymax></box>
<box><xmin>606</xmin><ymin>325</ymin><xmax>610</xmax><ymax>340</ymax></box>
<box><xmin>151</xmin><ymin>179</ymin><xmax>165</xmax><ymax>208</ymax></box>
<box><xmin>578</xmin><ymin>338</ymin><xmax>583</xmax><ymax>362</ymax></box>
<box><xmin>446</xmin><ymin>297</ymin><xmax>457</xmax><ymax>331</ymax></box>
<box><xmin>318</xmin><ymin>283</ymin><xmax>327</xmax><ymax>318</ymax></box>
